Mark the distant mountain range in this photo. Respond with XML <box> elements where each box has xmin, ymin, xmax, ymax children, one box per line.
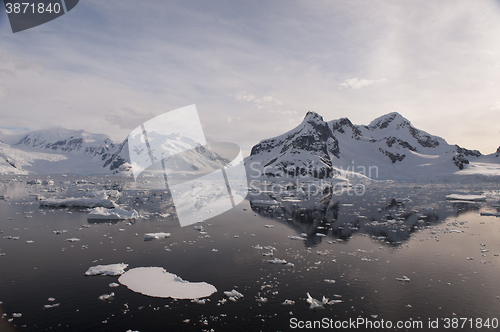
<box><xmin>0</xmin><ymin>112</ymin><xmax>499</xmax><ymax>181</ymax></box>
<box><xmin>245</xmin><ymin>112</ymin><xmax>500</xmax><ymax>181</ymax></box>
<box><xmin>0</xmin><ymin>127</ymin><xmax>231</xmax><ymax>177</ymax></box>
<box><xmin>0</xmin><ymin>128</ymin><xmax>126</xmax><ymax>175</ymax></box>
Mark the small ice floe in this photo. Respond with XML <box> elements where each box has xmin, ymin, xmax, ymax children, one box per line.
<box><xmin>264</xmin><ymin>225</ymin><xmax>275</xmax><ymax>228</ymax></box>
<box><xmin>25</xmin><ymin>240</ymin><xmax>34</xmax><ymax>244</ymax></box>
<box><xmin>66</xmin><ymin>238</ymin><xmax>81</xmax><ymax>242</ymax></box>
<box><xmin>193</xmin><ymin>226</ymin><xmax>204</xmax><ymax>231</ymax></box>
<box><xmin>326</xmin><ymin>299</ymin><xmax>343</xmax><ymax>305</ymax></box>
<box><xmin>324</xmin><ymin>279</ymin><xmax>336</xmax><ymax>284</ymax></box>
<box><xmin>285</xmin><ymin>262</ymin><xmax>295</xmax><ymax>267</ymax></box>
<box><xmin>109</xmin><ymin>283</ymin><xmax>120</xmax><ymax>288</ymax></box>
<box><xmin>191</xmin><ymin>298</ymin><xmax>208</xmax><ymax>304</ymax></box>
<box><xmin>445</xmin><ymin>194</ymin><xmax>486</xmax><ymax>202</ymax></box>
<box><xmin>396</xmin><ymin>196</ymin><xmax>411</xmax><ymax>203</ymax></box>
<box><xmin>251</xmin><ymin>199</ymin><xmax>278</xmax><ymax>205</ymax></box>
<box><xmin>144</xmin><ymin>232</ymin><xmax>170</xmax><ymax>241</ymax></box>
<box><xmin>253</xmin><ymin>245</ymin><xmax>263</xmax><ymax>250</ymax></box>
<box><xmin>98</xmin><ymin>292</ymin><xmax>115</xmax><ymax>301</ymax></box>
<box><xmin>39</xmin><ymin>193</ymin><xmax>117</xmax><ymax>208</ymax></box>
<box><xmin>288</xmin><ymin>235</ymin><xmax>307</xmax><ymax>240</ymax></box>
<box><xmin>396</xmin><ymin>276</ymin><xmax>411</xmax><ymax>282</ymax></box>
<box><xmin>282</xmin><ymin>299</ymin><xmax>295</xmax><ymax>305</ymax></box>
<box><xmin>43</xmin><ymin>303</ymin><xmax>60</xmax><ymax>309</ymax></box>
<box><xmin>87</xmin><ymin>207</ymin><xmax>139</xmax><ymax>220</ymax></box>
<box><xmin>480</xmin><ymin>212</ymin><xmax>500</xmax><ymax>217</ymax></box>
<box><xmin>224</xmin><ymin>289</ymin><xmax>244</xmax><ymax>301</ymax></box>
<box><xmin>256</xmin><ymin>297</ymin><xmax>268</xmax><ymax>303</ymax></box>
<box><xmin>315</xmin><ymin>233</ymin><xmax>326</xmax><ymax>237</ymax></box>
<box><xmin>268</xmin><ymin>258</ymin><xmax>287</xmax><ymax>264</ymax></box>
<box><xmin>85</xmin><ymin>263</ymin><xmax>128</xmax><ymax>276</ymax></box>
<box><xmin>118</xmin><ymin>267</ymin><xmax>217</xmax><ymax>299</ymax></box>
<box><xmin>12</xmin><ymin>313</ymin><xmax>22</xmax><ymax>318</ymax></box>
<box><xmin>467</xmin><ymin>256</ymin><xmax>474</xmax><ymax>260</ymax></box>
<box><xmin>306</xmin><ymin>293</ymin><xmax>328</xmax><ymax>310</ymax></box>
<box><xmin>300</xmin><ymin>233</ymin><xmax>307</xmax><ymax>237</ymax></box>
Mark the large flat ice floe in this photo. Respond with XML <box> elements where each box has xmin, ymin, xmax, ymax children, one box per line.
<box><xmin>118</xmin><ymin>267</ymin><xmax>217</xmax><ymax>299</ymax></box>
<box><xmin>445</xmin><ymin>194</ymin><xmax>487</xmax><ymax>201</ymax></box>
<box><xmin>85</xmin><ymin>263</ymin><xmax>129</xmax><ymax>276</ymax></box>
<box><xmin>87</xmin><ymin>207</ymin><xmax>139</xmax><ymax>220</ymax></box>
<box><xmin>40</xmin><ymin>196</ymin><xmax>117</xmax><ymax>208</ymax></box>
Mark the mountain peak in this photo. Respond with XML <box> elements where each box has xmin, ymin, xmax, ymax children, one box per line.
<box><xmin>368</xmin><ymin>112</ymin><xmax>410</xmax><ymax>129</ymax></box>
<box><xmin>303</xmin><ymin>111</ymin><xmax>324</xmax><ymax>123</ymax></box>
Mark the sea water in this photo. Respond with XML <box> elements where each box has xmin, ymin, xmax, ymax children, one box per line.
<box><xmin>1</xmin><ymin>176</ymin><xmax>499</xmax><ymax>331</ymax></box>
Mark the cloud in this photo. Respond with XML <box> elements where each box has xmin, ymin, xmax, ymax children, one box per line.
<box><xmin>234</xmin><ymin>92</ymin><xmax>256</xmax><ymax>102</ymax></box>
<box><xmin>105</xmin><ymin>107</ymin><xmax>161</xmax><ymax>130</ymax></box>
<box><xmin>490</xmin><ymin>102</ymin><xmax>500</xmax><ymax>111</ymax></box>
<box><xmin>339</xmin><ymin>77</ymin><xmax>387</xmax><ymax>89</ymax></box>
<box><xmin>234</xmin><ymin>92</ymin><xmax>283</xmax><ymax>107</ymax></box>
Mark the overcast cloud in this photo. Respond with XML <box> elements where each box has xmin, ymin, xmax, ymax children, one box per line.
<box><xmin>1</xmin><ymin>0</ymin><xmax>500</xmax><ymax>155</ymax></box>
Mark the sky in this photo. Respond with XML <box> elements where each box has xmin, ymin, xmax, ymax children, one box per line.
<box><xmin>1</xmin><ymin>0</ymin><xmax>500</xmax><ymax>156</ymax></box>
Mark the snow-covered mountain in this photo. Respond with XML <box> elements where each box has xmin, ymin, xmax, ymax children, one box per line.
<box><xmin>0</xmin><ymin>128</ymin><xmax>232</xmax><ymax>176</ymax></box>
<box><xmin>0</xmin><ymin>129</ymin><xmax>120</xmax><ymax>175</ymax></box>
<box><xmin>0</xmin><ymin>114</ymin><xmax>498</xmax><ymax>180</ymax></box>
<box><xmin>246</xmin><ymin>112</ymin><xmax>499</xmax><ymax>181</ymax></box>
<box><xmin>103</xmin><ymin>132</ymin><xmax>232</xmax><ymax>179</ymax></box>
<box><xmin>15</xmin><ymin>128</ymin><xmax>117</xmax><ymax>160</ymax></box>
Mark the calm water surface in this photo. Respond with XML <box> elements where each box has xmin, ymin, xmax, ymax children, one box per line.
<box><xmin>1</xmin><ymin>176</ymin><xmax>500</xmax><ymax>331</ymax></box>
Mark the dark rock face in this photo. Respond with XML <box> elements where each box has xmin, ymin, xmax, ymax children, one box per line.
<box><xmin>408</xmin><ymin>127</ymin><xmax>440</xmax><ymax>148</ymax></box>
<box><xmin>453</xmin><ymin>154</ymin><xmax>470</xmax><ymax>170</ymax></box>
<box><xmin>331</xmin><ymin>118</ymin><xmax>362</xmax><ymax>138</ymax></box>
<box><xmin>455</xmin><ymin>145</ymin><xmax>481</xmax><ymax>157</ymax></box>
<box><xmin>496</xmin><ymin>146</ymin><xmax>500</xmax><ymax>157</ymax></box>
<box><xmin>379</xmin><ymin>148</ymin><xmax>406</xmax><ymax>163</ymax></box>
<box><xmin>383</xmin><ymin>136</ymin><xmax>417</xmax><ymax>151</ymax></box>
<box><xmin>451</xmin><ymin>145</ymin><xmax>482</xmax><ymax>170</ymax></box>
<box><xmin>369</xmin><ymin>113</ymin><xmax>399</xmax><ymax>130</ymax></box>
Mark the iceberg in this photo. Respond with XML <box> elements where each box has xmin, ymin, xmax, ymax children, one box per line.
<box><xmin>445</xmin><ymin>194</ymin><xmax>486</xmax><ymax>202</ymax></box>
<box><xmin>306</xmin><ymin>292</ymin><xmax>327</xmax><ymax>309</ymax></box>
<box><xmin>224</xmin><ymin>289</ymin><xmax>244</xmax><ymax>301</ymax></box>
<box><xmin>87</xmin><ymin>207</ymin><xmax>139</xmax><ymax>220</ymax></box>
<box><xmin>144</xmin><ymin>232</ymin><xmax>171</xmax><ymax>241</ymax></box>
<box><xmin>98</xmin><ymin>292</ymin><xmax>115</xmax><ymax>301</ymax></box>
<box><xmin>288</xmin><ymin>235</ymin><xmax>307</xmax><ymax>240</ymax></box>
<box><xmin>85</xmin><ymin>263</ymin><xmax>128</xmax><ymax>276</ymax></box>
<box><xmin>40</xmin><ymin>196</ymin><xmax>117</xmax><ymax>208</ymax></box>
<box><xmin>118</xmin><ymin>267</ymin><xmax>217</xmax><ymax>299</ymax></box>
<box><xmin>268</xmin><ymin>258</ymin><xmax>287</xmax><ymax>264</ymax></box>
<box><xmin>480</xmin><ymin>212</ymin><xmax>500</xmax><ymax>217</ymax></box>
